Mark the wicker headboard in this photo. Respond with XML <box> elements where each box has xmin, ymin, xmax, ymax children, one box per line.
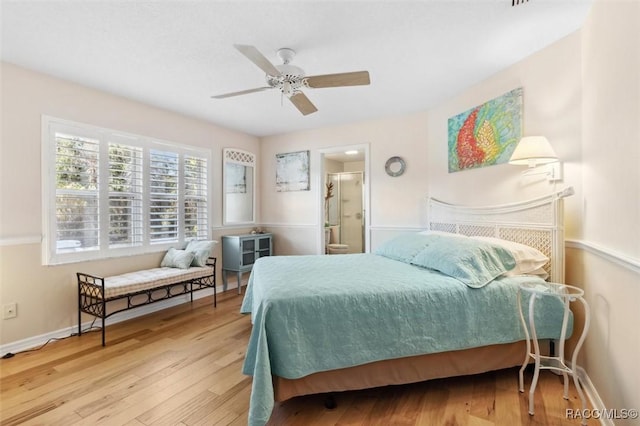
<box><xmin>427</xmin><ymin>187</ymin><xmax>574</xmax><ymax>283</ymax></box>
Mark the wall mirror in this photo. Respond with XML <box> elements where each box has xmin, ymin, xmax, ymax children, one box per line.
<box><xmin>223</xmin><ymin>148</ymin><xmax>256</xmax><ymax>225</ymax></box>
<box><xmin>385</xmin><ymin>156</ymin><xmax>406</xmax><ymax>177</ymax></box>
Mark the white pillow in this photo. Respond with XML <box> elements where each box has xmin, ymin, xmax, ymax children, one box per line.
<box><xmin>161</xmin><ymin>248</ymin><xmax>196</xmax><ymax>269</ymax></box>
<box><xmin>470</xmin><ymin>236</ymin><xmax>549</xmax><ymax>275</ymax></box>
<box><xmin>514</xmin><ymin>266</ymin><xmax>549</xmax><ymax>280</ymax></box>
<box><xmin>185</xmin><ymin>240</ymin><xmax>218</xmax><ymax>267</ymax></box>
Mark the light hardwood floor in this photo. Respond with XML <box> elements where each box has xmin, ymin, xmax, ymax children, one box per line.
<box><xmin>0</xmin><ymin>290</ymin><xmax>591</xmax><ymax>425</ymax></box>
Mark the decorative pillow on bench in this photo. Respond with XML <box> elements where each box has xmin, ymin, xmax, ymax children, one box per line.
<box><xmin>185</xmin><ymin>240</ymin><xmax>218</xmax><ymax>267</ymax></box>
<box><xmin>161</xmin><ymin>248</ymin><xmax>196</xmax><ymax>269</ymax></box>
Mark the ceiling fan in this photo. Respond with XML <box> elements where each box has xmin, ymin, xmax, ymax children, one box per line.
<box><xmin>211</xmin><ymin>45</ymin><xmax>371</xmax><ymax>116</ymax></box>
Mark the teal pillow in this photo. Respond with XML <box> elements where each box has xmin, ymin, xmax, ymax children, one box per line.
<box><xmin>410</xmin><ymin>236</ymin><xmax>516</xmax><ymax>288</ymax></box>
<box><xmin>374</xmin><ymin>233</ymin><xmax>433</xmax><ymax>263</ymax></box>
<box><xmin>185</xmin><ymin>240</ymin><xmax>217</xmax><ymax>267</ymax></box>
<box><xmin>161</xmin><ymin>248</ymin><xmax>196</xmax><ymax>269</ymax></box>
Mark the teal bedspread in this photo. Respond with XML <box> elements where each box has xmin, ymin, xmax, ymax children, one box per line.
<box><xmin>240</xmin><ymin>254</ymin><xmax>567</xmax><ymax>426</ymax></box>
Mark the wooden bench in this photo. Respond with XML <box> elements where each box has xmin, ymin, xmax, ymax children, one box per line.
<box><xmin>77</xmin><ymin>257</ymin><xmax>216</xmax><ymax>346</ymax></box>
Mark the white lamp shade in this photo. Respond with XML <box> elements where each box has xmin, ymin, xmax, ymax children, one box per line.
<box><xmin>509</xmin><ymin>136</ymin><xmax>558</xmax><ymax>166</ymax></box>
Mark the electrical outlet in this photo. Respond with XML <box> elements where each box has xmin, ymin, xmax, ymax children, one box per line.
<box><xmin>3</xmin><ymin>303</ymin><xmax>17</xmax><ymax>319</ymax></box>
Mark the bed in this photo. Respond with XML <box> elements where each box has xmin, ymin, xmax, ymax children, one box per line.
<box><xmin>240</xmin><ymin>188</ymin><xmax>574</xmax><ymax>426</ymax></box>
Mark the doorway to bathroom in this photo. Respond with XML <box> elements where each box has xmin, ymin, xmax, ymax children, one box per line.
<box><xmin>320</xmin><ymin>144</ymin><xmax>369</xmax><ymax>254</ymax></box>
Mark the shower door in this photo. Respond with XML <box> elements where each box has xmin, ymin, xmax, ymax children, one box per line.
<box><xmin>327</xmin><ymin>172</ymin><xmax>364</xmax><ymax>253</ymax></box>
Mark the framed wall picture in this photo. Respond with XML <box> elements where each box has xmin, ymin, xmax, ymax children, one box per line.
<box><xmin>276</xmin><ymin>150</ymin><xmax>310</xmax><ymax>192</ymax></box>
<box><xmin>448</xmin><ymin>87</ymin><xmax>523</xmax><ymax>172</ymax></box>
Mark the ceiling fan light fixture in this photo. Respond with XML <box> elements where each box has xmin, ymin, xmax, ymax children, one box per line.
<box><xmin>276</xmin><ymin>63</ymin><xmax>305</xmax><ymax>79</ymax></box>
<box><xmin>267</xmin><ymin>74</ymin><xmax>306</xmax><ymax>95</ymax></box>
<box><xmin>212</xmin><ymin>44</ymin><xmax>371</xmax><ymax>116</ymax></box>
<box><xmin>282</xmin><ymin>81</ymin><xmax>293</xmax><ymax>97</ymax></box>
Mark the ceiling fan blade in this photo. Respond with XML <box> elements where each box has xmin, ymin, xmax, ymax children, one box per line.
<box><xmin>289</xmin><ymin>92</ymin><xmax>318</xmax><ymax>116</ymax></box>
<box><xmin>305</xmin><ymin>71</ymin><xmax>370</xmax><ymax>88</ymax></box>
<box><xmin>234</xmin><ymin>44</ymin><xmax>280</xmax><ymax>77</ymax></box>
<box><xmin>211</xmin><ymin>87</ymin><xmax>273</xmax><ymax>99</ymax></box>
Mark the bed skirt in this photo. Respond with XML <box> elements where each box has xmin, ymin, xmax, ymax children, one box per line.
<box><xmin>273</xmin><ymin>341</ymin><xmax>530</xmax><ymax>402</ymax></box>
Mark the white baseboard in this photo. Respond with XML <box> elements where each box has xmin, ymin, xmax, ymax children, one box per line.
<box><xmin>0</xmin><ymin>287</ymin><xmax>222</xmax><ymax>356</ymax></box>
<box><xmin>576</xmin><ymin>366</ymin><xmax>613</xmax><ymax>426</ymax></box>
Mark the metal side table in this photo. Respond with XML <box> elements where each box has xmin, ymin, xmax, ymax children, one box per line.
<box><xmin>517</xmin><ymin>281</ymin><xmax>590</xmax><ymax>425</ymax></box>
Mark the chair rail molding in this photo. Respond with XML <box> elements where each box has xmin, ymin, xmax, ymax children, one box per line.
<box><xmin>565</xmin><ymin>239</ymin><xmax>640</xmax><ymax>275</ymax></box>
<box><xmin>0</xmin><ymin>235</ymin><xmax>42</xmax><ymax>247</ymax></box>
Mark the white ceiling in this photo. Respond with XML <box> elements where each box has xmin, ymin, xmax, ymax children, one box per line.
<box><xmin>1</xmin><ymin>0</ymin><xmax>593</xmax><ymax>137</ymax></box>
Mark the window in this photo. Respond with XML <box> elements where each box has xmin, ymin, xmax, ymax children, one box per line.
<box><xmin>184</xmin><ymin>155</ymin><xmax>208</xmax><ymax>239</ymax></box>
<box><xmin>108</xmin><ymin>143</ymin><xmax>143</xmax><ymax>248</ymax></box>
<box><xmin>42</xmin><ymin>116</ymin><xmax>211</xmax><ymax>265</ymax></box>
<box><xmin>149</xmin><ymin>149</ymin><xmax>179</xmax><ymax>243</ymax></box>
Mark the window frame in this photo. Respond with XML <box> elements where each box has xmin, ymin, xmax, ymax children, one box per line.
<box><xmin>42</xmin><ymin>116</ymin><xmax>212</xmax><ymax>265</ymax></box>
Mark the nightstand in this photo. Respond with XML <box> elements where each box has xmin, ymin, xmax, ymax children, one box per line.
<box><xmin>222</xmin><ymin>233</ymin><xmax>272</xmax><ymax>294</ymax></box>
<box><xmin>517</xmin><ymin>281</ymin><xmax>590</xmax><ymax>425</ymax></box>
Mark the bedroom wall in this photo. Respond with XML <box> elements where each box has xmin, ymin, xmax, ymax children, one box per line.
<box><xmin>0</xmin><ymin>62</ymin><xmax>260</xmax><ymax>346</ymax></box>
<box><xmin>425</xmin><ymin>32</ymin><xmax>583</xmax><ymax>237</ymax></box>
<box><xmin>260</xmin><ymin>31</ymin><xmax>584</xmax><ymax>252</ymax></box>
<box><xmin>573</xmin><ymin>0</ymin><xmax>640</xmax><ymax>421</ymax></box>
<box><xmin>260</xmin><ymin>111</ymin><xmax>429</xmax><ymax>255</ymax></box>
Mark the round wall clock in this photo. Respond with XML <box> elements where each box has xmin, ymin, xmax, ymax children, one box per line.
<box><xmin>385</xmin><ymin>156</ymin><xmax>406</xmax><ymax>177</ymax></box>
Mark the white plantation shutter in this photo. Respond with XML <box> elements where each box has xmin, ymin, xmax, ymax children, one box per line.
<box><xmin>43</xmin><ymin>116</ymin><xmax>211</xmax><ymax>265</ymax></box>
<box><xmin>149</xmin><ymin>149</ymin><xmax>179</xmax><ymax>243</ymax></box>
<box><xmin>55</xmin><ymin>132</ymin><xmax>101</xmax><ymax>252</ymax></box>
<box><xmin>108</xmin><ymin>143</ymin><xmax>143</xmax><ymax>248</ymax></box>
<box><xmin>184</xmin><ymin>155</ymin><xmax>208</xmax><ymax>240</ymax></box>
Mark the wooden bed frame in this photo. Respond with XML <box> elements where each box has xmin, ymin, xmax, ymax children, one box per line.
<box><xmin>272</xmin><ymin>188</ymin><xmax>574</xmax><ymax>402</ymax></box>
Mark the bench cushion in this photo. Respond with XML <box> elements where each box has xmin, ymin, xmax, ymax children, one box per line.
<box><xmin>100</xmin><ymin>266</ymin><xmax>213</xmax><ymax>299</ymax></box>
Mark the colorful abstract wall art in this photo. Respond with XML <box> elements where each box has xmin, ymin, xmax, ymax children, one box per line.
<box><xmin>448</xmin><ymin>88</ymin><xmax>523</xmax><ymax>172</ymax></box>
